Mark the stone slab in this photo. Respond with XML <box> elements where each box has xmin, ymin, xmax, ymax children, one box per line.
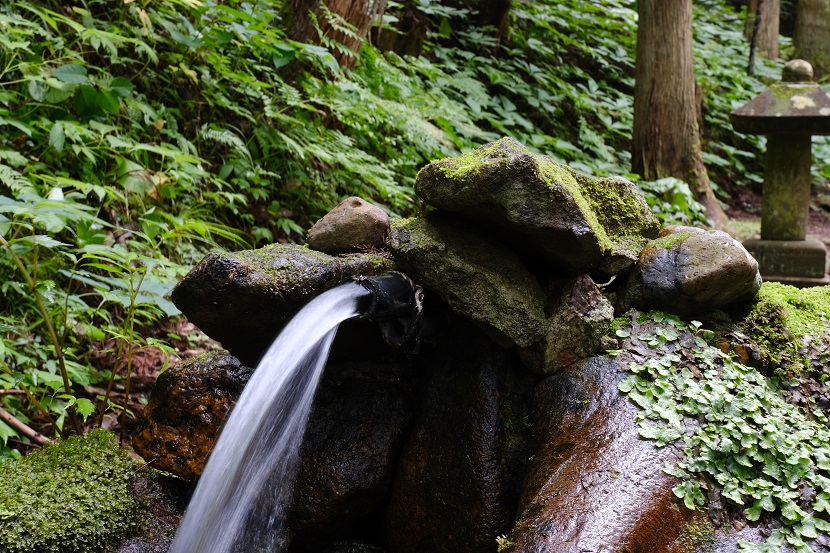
<box><xmin>744</xmin><ymin>237</ymin><xmax>827</xmax><ymax>279</ymax></box>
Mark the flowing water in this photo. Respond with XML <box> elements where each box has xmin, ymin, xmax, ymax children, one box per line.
<box><xmin>169</xmin><ymin>282</ymin><xmax>371</xmax><ymax>553</ymax></box>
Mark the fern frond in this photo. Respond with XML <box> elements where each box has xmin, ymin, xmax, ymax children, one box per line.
<box><xmin>198</xmin><ymin>124</ymin><xmax>252</xmax><ymax>163</ymax></box>
<box><xmin>0</xmin><ymin>150</ymin><xmax>28</xmax><ymax>168</ymax></box>
<box><xmin>0</xmin><ymin>163</ymin><xmax>34</xmax><ymax>195</ymax></box>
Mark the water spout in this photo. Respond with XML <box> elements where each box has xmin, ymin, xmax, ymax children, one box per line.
<box><xmin>356</xmin><ymin>271</ymin><xmax>424</xmax><ymax>349</ymax></box>
<box><xmin>168</xmin><ymin>274</ymin><xmax>423</xmax><ymax>553</ymax></box>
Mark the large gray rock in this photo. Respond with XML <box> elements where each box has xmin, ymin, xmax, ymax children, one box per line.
<box><xmin>386</xmin><ymin>320</ymin><xmax>531</xmax><ymax>553</ymax></box>
<box><xmin>619</xmin><ymin>225</ymin><xmax>762</xmax><ymax>316</ymax></box>
<box><xmin>415</xmin><ymin>137</ymin><xmax>660</xmax><ymax>274</ymax></box>
<box><xmin>519</xmin><ymin>274</ymin><xmax>614</xmax><ymax>374</ymax></box>
<box><xmin>385</xmin><ymin>212</ymin><xmax>546</xmax><ymax>348</ymax></box>
<box><xmin>307</xmin><ymin>197</ymin><xmax>390</xmax><ymax>254</ymax></box>
<box><xmin>170</xmin><ymin>244</ymin><xmax>394</xmax><ymax>364</ymax></box>
<box><xmin>505</xmin><ymin>355</ymin><xmax>697</xmax><ymax>553</ymax></box>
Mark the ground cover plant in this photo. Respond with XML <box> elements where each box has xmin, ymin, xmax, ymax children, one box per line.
<box><xmin>614</xmin><ymin>299</ymin><xmax>830</xmax><ymax>552</ymax></box>
<box><xmin>0</xmin><ymin>429</ymin><xmax>140</xmax><ymax>552</ymax></box>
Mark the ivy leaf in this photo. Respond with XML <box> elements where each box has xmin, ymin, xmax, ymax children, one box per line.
<box><xmin>746</xmin><ymin>499</ymin><xmax>763</xmax><ymax>521</ymax></box>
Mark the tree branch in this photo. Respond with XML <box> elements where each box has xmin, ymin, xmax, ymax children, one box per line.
<box><xmin>0</xmin><ymin>405</ymin><xmax>52</xmax><ymax>446</ymax></box>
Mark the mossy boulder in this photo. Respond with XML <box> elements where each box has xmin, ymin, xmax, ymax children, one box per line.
<box><xmin>619</xmin><ymin>226</ymin><xmax>762</xmax><ymax>316</ymax></box>
<box><xmin>386</xmin><ymin>212</ymin><xmax>546</xmax><ymax>348</ymax></box>
<box><xmin>170</xmin><ymin>244</ymin><xmax>394</xmax><ymax>364</ymax></box>
<box><xmin>0</xmin><ymin>430</ymin><xmax>139</xmax><ymax>553</ymax></box>
<box><xmin>414</xmin><ymin>137</ymin><xmax>659</xmax><ymax>275</ymax></box>
<box><xmin>734</xmin><ymin>281</ymin><xmax>830</xmax><ymax>372</ymax></box>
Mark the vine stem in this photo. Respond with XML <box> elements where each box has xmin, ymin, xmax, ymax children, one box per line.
<box><xmin>0</xmin><ymin>233</ymin><xmax>82</xmax><ymax>435</ymax></box>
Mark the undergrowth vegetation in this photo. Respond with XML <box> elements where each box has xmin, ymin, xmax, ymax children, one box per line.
<box><xmin>0</xmin><ymin>0</ymin><xmax>825</xmax><ymax>456</ymax></box>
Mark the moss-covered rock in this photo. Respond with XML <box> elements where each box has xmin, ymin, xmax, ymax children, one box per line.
<box><xmin>735</xmin><ymin>282</ymin><xmax>830</xmax><ymax>372</ymax></box>
<box><xmin>414</xmin><ymin>137</ymin><xmax>659</xmax><ymax>275</ymax></box>
<box><xmin>619</xmin><ymin>226</ymin><xmax>762</xmax><ymax>316</ymax></box>
<box><xmin>170</xmin><ymin>244</ymin><xmax>394</xmax><ymax>364</ymax></box>
<box><xmin>386</xmin><ymin>212</ymin><xmax>546</xmax><ymax>348</ymax></box>
<box><xmin>0</xmin><ymin>430</ymin><xmax>139</xmax><ymax>553</ymax></box>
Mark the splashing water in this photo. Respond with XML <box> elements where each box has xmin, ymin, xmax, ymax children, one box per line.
<box><xmin>169</xmin><ymin>282</ymin><xmax>370</xmax><ymax>553</ymax></box>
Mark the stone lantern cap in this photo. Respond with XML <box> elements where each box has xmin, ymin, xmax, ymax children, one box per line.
<box><xmin>731</xmin><ymin>59</ymin><xmax>830</xmax><ymax>135</ymax></box>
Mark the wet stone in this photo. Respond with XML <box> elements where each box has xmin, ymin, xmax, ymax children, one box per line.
<box><xmin>170</xmin><ymin>244</ymin><xmax>394</xmax><ymax>365</ymax></box>
<box><xmin>132</xmin><ymin>352</ymin><xmax>253</xmax><ymax>480</ymax></box>
<box><xmin>386</xmin><ymin>319</ymin><xmax>530</xmax><ymax>553</ymax></box>
<box><xmin>619</xmin><ymin>225</ymin><xmax>762</xmax><ymax>316</ymax></box>
<box><xmin>504</xmin><ymin>355</ymin><xmax>696</xmax><ymax>553</ymax></box>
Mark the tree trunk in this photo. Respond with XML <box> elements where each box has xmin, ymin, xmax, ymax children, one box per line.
<box><xmin>288</xmin><ymin>0</ymin><xmax>380</xmax><ymax>69</ymax></box>
<box><xmin>745</xmin><ymin>0</ymin><xmax>781</xmax><ymax>59</ymax></box>
<box><xmin>631</xmin><ymin>0</ymin><xmax>730</xmax><ymax>230</ymax></box>
<box><xmin>795</xmin><ymin>0</ymin><xmax>830</xmax><ymax>80</ymax></box>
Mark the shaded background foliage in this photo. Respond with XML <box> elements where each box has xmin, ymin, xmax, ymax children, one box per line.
<box><xmin>0</xmin><ymin>0</ymin><xmax>826</xmax><ymax>453</ymax></box>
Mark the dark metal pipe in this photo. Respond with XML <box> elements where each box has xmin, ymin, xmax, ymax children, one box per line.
<box><xmin>354</xmin><ymin>272</ymin><xmax>424</xmax><ymax>349</ymax></box>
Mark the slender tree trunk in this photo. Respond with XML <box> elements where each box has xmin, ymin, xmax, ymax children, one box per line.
<box><xmin>795</xmin><ymin>0</ymin><xmax>830</xmax><ymax>80</ymax></box>
<box><xmin>288</xmin><ymin>0</ymin><xmax>381</xmax><ymax>69</ymax></box>
<box><xmin>632</xmin><ymin>0</ymin><xmax>730</xmax><ymax>229</ymax></box>
<box><xmin>745</xmin><ymin>0</ymin><xmax>781</xmax><ymax>58</ymax></box>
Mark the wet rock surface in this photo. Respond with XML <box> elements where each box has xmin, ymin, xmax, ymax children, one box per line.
<box><xmin>620</xmin><ymin>225</ymin><xmax>762</xmax><ymax>316</ymax></box>
<box><xmin>170</xmin><ymin>244</ymin><xmax>393</xmax><ymax>364</ymax></box>
<box><xmin>505</xmin><ymin>355</ymin><xmax>696</xmax><ymax>553</ymax></box>
<box><xmin>307</xmin><ymin>197</ymin><xmax>390</xmax><ymax>254</ymax></box>
<box><xmin>520</xmin><ymin>274</ymin><xmax>614</xmax><ymax>374</ymax></box>
<box><xmin>415</xmin><ymin>137</ymin><xmax>659</xmax><ymax>274</ymax></box>
<box><xmin>133</xmin><ymin>352</ymin><xmax>253</xmax><ymax>480</ymax></box>
<box><xmin>386</xmin><ymin>319</ymin><xmax>531</xmax><ymax>553</ymax></box>
<box><xmin>288</xmin><ymin>362</ymin><xmax>415</xmax><ymax>539</ymax></box>
<box><xmin>386</xmin><ymin>211</ymin><xmax>546</xmax><ymax>348</ymax></box>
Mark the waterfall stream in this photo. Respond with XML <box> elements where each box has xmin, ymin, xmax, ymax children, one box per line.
<box><xmin>169</xmin><ymin>282</ymin><xmax>371</xmax><ymax>553</ymax></box>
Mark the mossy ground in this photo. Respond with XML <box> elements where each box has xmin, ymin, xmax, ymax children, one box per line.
<box><xmin>0</xmin><ymin>430</ymin><xmax>140</xmax><ymax>553</ymax></box>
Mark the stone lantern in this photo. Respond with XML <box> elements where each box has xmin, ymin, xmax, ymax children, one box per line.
<box><xmin>731</xmin><ymin>59</ymin><xmax>830</xmax><ymax>286</ymax></box>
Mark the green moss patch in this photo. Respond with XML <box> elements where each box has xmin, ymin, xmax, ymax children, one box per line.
<box><xmin>0</xmin><ymin>429</ymin><xmax>140</xmax><ymax>553</ymax></box>
<box><xmin>738</xmin><ymin>282</ymin><xmax>830</xmax><ymax>372</ymax></box>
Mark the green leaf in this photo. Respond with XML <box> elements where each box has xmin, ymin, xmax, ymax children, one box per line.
<box><xmin>49</xmin><ymin>123</ymin><xmax>65</xmax><ymax>153</ymax></box>
<box><xmin>108</xmin><ymin>77</ymin><xmax>134</xmax><ymax>97</ymax></box>
<box><xmin>53</xmin><ymin>63</ymin><xmax>89</xmax><ymax>84</ymax></box>
<box><xmin>74</xmin><ymin>398</ymin><xmax>95</xmax><ymax>420</ymax></box>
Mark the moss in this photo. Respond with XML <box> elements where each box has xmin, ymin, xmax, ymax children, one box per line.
<box><xmin>756</xmin><ymin>282</ymin><xmax>830</xmax><ymax>338</ymax></box>
<box><xmin>578</xmin><ymin>174</ymin><xmax>659</xmax><ymax>239</ymax></box>
<box><xmin>537</xmin><ymin>158</ymin><xmax>614</xmax><ymax>251</ymax></box>
<box><xmin>769</xmin><ymin>82</ymin><xmax>819</xmax><ymax>100</ymax></box>
<box><xmin>737</xmin><ymin>282</ymin><xmax>830</xmax><ymax>372</ymax></box>
<box><xmin>677</xmin><ymin>518</ymin><xmax>716</xmax><ymax>553</ymax></box>
<box><xmin>0</xmin><ymin>429</ymin><xmax>140</xmax><ymax>553</ymax></box>
<box><xmin>431</xmin><ymin>137</ymin><xmax>521</xmax><ymax>183</ymax></box>
<box><xmin>649</xmin><ymin>232</ymin><xmax>696</xmax><ymax>251</ymax></box>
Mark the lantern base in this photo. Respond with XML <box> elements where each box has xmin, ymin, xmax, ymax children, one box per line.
<box><xmin>743</xmin><ymin>237</ymin><xmax>830</xmax><ymax>288</ymax></box>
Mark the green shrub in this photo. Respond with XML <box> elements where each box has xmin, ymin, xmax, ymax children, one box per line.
<box><xmin>0</xmin><ymin>429</ymin><xmax>140</xmax><ymax>553</ymax></box>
